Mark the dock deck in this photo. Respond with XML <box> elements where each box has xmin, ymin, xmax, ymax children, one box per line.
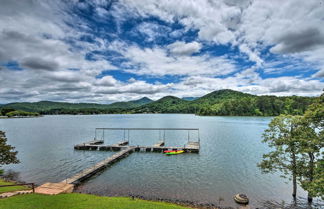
<box><xmin>74</xmin><ymin>142</ymin><xmax>199</xmax><ymax>153</ymax></box>
<box><xmin>37</xmin><ymin>128</ymin><xmax>200</xmax><ymax>195</ymax></box>
<box><xmin>112</xmin><ymin>141</ymin><xmax>129</xmax><ymax>146</ymax></box>
<box><xmin>185</xmin><ymin>141</ymin><xmax>200</xmax><ymax>149</ymax></box>
<box><xmin>62</xmin><ymin>147</ymin><xmax>134</xmax><ymax>184</ymax></box>
<box><xmin>75</xmin><ymin>139</ymin><xmax>104</xmax><ymax>147</ymax></box>
<box><xmin>153</xmin><ymin>141</ymin><xmax>165</xmax><ymax>147</ymax></box>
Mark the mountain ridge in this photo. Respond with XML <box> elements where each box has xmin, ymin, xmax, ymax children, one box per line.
<box><xmin>0</xmin><ymin>89</ymin><xmax>317</xmax><ymax>116</ymax></box>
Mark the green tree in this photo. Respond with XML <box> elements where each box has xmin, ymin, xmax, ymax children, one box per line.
<box><xmin>0</xmin><ymin>108</ymin><xmax>16</xmax><ymax>116</ymax></box>
<box><xmin>0</xmin><ymin>131</ymin><xmax>20</xmax><ymax>172</ymax></box>
<box><xmin>297</xmin><ymin>94</ymin><xmax>324</xmax><ymax>202</ymax></box>
<box><xmin>258</xmin><ymin>115</ymin><xmax>303</xmax><ymax>199</ymax></box>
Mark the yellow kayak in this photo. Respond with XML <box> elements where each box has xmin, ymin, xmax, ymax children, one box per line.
<box><xmin>165</xmin><ymin>150</ymin><xmax>184</xmax><ymax>155</ymax></box>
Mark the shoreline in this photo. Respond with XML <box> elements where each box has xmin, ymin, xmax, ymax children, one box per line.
<box><xmin>73</xmin><ymin>191</ymin><xmax>324</xmax><ymax>209</ymax></box>
<box><xmin>0</xmin><ymin>177</ymin><xmax>234</xmax><ymax>208</ymax></box>
<box><xmin>2</xmin><ymin>173</ymin><xmax>323</xmax><ymax>208</ymax></box>
<box><xmin>1</xmin><ymin>113</ymin><xmax>275</xmax><ymax>117</ymax></box>
<box><xmin>77</xmin><ymin>192</ymin><xmax>235</xmax><ymax>209</ymax></box>
<box><xmin>0</xmin><ymin>116</ymin><xmax>42</xmax><ymax>119</ymax></box>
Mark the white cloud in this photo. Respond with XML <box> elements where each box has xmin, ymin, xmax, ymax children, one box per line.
<box><xmin>238</xmin><ymin>44</ymin><xmax>263</xmax><ymax>67</ymax></box>
<box><xmin>120</xmin><ymin>45</ymin><xmax>236</xmax><ymax>76</ymax></box>
<box><xmin>135</xmin><ymin>22</ymin><xmax>171</xmax><ymax>42</ymax></box>
<box><xmin>121</xmin><ymin>0</ymin><xmax>324</xmax><ymax>71</ymax></box>
<box><xmin>95</xmin><ymin>76</ymin><xmax>119</xmax><ymax>86</ymax></box>
<box><xmin>173</xmin><ymin>74</ymin><xmax>323</xmax><ymax>98</ymax></box>
<box><xmin>313</xmin><ymin>69</ymin><xmax>324</xmax><ymax>78</ymax></box>
<box><xmin>167</xmin><ymin>41</ymin><xmax>202</xmax><ymax>55</ymax></box>
<box><xmin>0</xmin><ymin>0</ymin><xmax>323</xmax><ymax>103</ymax></box>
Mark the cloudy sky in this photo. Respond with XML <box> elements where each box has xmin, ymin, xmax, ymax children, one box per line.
<box><xmin>0</xmin><ymin>0</ymin><xmax>323</xmax><ymax>103</ymax></box>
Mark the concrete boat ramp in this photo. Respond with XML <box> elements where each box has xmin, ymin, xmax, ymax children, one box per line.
<box><xmin>35</xmin><ymin>128</ymin><xmax>200</xmax><ymax>195</ymax></box>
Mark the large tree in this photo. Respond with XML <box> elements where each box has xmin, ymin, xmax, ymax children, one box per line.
<box><xmin>258</xmin><ymin>115</ymin><xmax>303</xmax><ymax>199</ymax></box>
<box><xmin>297</xmin><ymin>94</ymin><xmax>324</xmax><ymax>202</ymax></box>
<box><xmin>0</xmin><ymin>131</ymin><xmax>20</xmax><ymax>171</ymax></box>
<box><xmin>259</xmin><ymin>94</ymin><xmax>324</xmax><ymax>203</ymax></box>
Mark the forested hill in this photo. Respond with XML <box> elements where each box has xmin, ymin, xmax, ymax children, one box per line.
<box><xmin>133</xmin><ymin>89</ymin><xmax>316</xmax><ymax>116</ymax></box>
<box><xmin>0</xmin><ymin>90</ymin><xmax>318</xmax><ymax>116</ymax></box>
<box><xmin>1</xmin><ymin>97</ymin><xmax>153</xmax><ymax>115</ymax></box>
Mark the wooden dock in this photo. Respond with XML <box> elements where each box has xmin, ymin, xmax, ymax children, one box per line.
<box><xmin>152</xmin><ymin>141</ymin><xmax>165</xmax><ymax>152</ymax></box>
<box><xmin>75</xmin><ymin>139</ymin><xmax>104</xmax><ymax>147</ymax></box>
<box><xmin>153</xmin><ymin>141</ymin><xmax>165</xmax><ymax>147</ymax></box>
<box><xmin>112</xmin><ymin>141</ymin><xmax>129</xmax><ymax>146</ymax></box>
<box><xmin>63</xmin><ymin>147</ymin><xmax>134</xmax><ymax>184</ymax></box>
<box><xmin>185</xmin><ymin>141</ymin><xmax>199</xmax><ymax>149</ymax></box>
<box><xmin>35</xmin><ymin>128</ymin><xmax>201</xmax><ymax>195</ymax></box>
<box><xmin>74</xmin><ymin>142</ymin><xmax>199</xmax><ymax>153</ymax></box>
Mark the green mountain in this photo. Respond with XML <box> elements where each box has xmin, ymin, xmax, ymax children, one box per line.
<box><xmin>1</xmin><ymin>101</ymin><xmax>112</xmax><ymax>113</ymax></box>
<box><xmin>108</xmin><ymin>97</ymin><xmax>153</xmax><ymax>109</ymax></box>
<box><xmin>1</xmin><ymin>97</ymin><xmax>153</xmax><ymax>114</ymax></box>
<box><xmin>182</xmin><ymin>97</ymin><xmax>198</xmax><ymax>101</ymax></box>
<box><xmin>0</xmin><ymin>89</ymin><xmax>317</xmax><ymax>116</ymax></box>
<box><xmin>134</xmin><ymin>89</ymin><xmax>316</xmax><ymax>116</ymax></box>
<box><xmin>134</xmin><ymin>96</ymin><xmax>189</xmax><ymax>113</ymax></box>
<box><xmin>194</xmin><ymin>89</ymin><xmax>254</xmax><ymax>104</ymax></box>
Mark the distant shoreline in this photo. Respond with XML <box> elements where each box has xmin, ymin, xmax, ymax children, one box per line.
<box><xmin>0</xmin><ymin>113</ymin><xmax>276</xmax><ymax>118</ymax></box>
<box><xmin>0</xmin><ymin>115</ymin><xmax>42</xmax><ymax>119</ymax></box>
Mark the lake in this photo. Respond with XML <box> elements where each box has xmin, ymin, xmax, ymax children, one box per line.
<box><xmin>0</xmin><ymin>114</ymin><xmax>310</xmax><ymax>207</ymax></box>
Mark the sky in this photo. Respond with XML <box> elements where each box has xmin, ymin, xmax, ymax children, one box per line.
<box><xmin>0</xmin><ymin>0</ymin><xmax>323</xmax><ymax>103</ymax></box>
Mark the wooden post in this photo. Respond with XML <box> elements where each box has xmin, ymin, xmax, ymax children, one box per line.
<box><xmin>198</xmin><ymin>129</ymin><xmax>200</xmax><ymax>144</ymax></box>
<box><xmin>163</xmin><ymin>130</ymin><xmax>165</xmax><ymax>143</ymax></box>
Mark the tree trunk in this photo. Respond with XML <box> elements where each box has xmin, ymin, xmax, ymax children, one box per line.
<box><xmin>307</xmin><ymin>152</ymin><xmax>314</xmax><ymax>203</ymax></box>
<box><xmin>292</xmin><ymin>150</ymin><xmax>297</xmax><ymax>200</ymax></box>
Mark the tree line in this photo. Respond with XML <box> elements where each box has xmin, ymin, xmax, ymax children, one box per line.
<box><xmin>0</xmin><ymin>90</ymin><xmax>318</xmax><ymax>116</ymax></box>
<box><xmin>0</xmin><ymin>108</ymin><xmax>40</xmax><ymax>117</ymax></box>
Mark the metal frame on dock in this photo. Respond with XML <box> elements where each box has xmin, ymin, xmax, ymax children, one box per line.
<box><xmin>94</xmin><ymin>127</ymin><xmax>200</xmax><ymax>144</ymax></box>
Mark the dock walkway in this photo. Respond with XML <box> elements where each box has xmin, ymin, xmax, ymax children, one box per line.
<box><xmin>62</xmin><ymin>147</ymin><xmax>134</xmax><ymax>184</ymax></box>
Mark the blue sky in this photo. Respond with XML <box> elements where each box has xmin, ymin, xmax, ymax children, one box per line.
<box><xmin>0</xmin><ymin>0</ymin><xmax>323</xmax><ymax>103</ymax></box>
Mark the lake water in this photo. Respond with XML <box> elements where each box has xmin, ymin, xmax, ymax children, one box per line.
<box><xmin>0</xmin><ymin>114</ymin><xmax>313</xmax><ymax>208</ymax></box>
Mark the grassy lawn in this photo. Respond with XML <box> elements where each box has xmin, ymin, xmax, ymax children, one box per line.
<box><xmin>0</xmin><ymin>193</ymin><xmax>190</xmax><ymax>209</ymax></box>
<box><xmin>0</xmin><ymin>179</ymin><xmax>30</xmax><ymax>194</ymax></box>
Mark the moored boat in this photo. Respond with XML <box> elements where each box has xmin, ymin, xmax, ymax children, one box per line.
<box><xmin>165</xmin><ymin>150</ymin><xmax>184</xmax><ymax>155</ymax></box>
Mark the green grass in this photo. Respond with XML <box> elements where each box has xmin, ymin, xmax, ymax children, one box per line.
<box><xmin>0</xmin><ymin>179</ymin><xmax>29</xmax><ymax>194</ymax></box>
<box><xmin>0</xmin><ymin>193</ymin><xmax>190</xmax><ymax>209</ymax></box>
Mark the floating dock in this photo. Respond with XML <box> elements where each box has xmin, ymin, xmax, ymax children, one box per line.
<box><xmin>153</xmin><ymin>141</ymin><xmax>165</xmax><ymax>147</ymax></box>
<box><xmin>112</xmin><ymin>141</ymin><xmax>129</xmax><ymax>146</ymax></box>
<box><xmin>75</xmin><ymin>127</ymin><xmax>200</xmax><ymax>153</ymax></box>
<box><xmin>71</xmin><ymin>128</ymin><xmax>200</xmax><ymax>183</ymax></box>
<box><xmin>75</xmin><ymin>139</ymin><xmax>104</xmax><ymax>147</ymax></box>
<box><xmin>74</xmin><ymin>143</ymin><xmax>199</xmax><ymax>153</ymax></box>
<box><xmin>37</xmin><ymin>128</ymin><xmax>201</xmax><ymax>195</ymax></box>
